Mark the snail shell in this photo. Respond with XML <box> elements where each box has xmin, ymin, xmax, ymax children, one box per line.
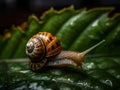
<box><xmin>26</xmin><ymin>32</ymin><xmax>62</xmax><ymax>71</ymax></box>
<box><xmin>26</xmin><ymin>32</ymin><xmax>105</xmax><ymax>71</ymax></box>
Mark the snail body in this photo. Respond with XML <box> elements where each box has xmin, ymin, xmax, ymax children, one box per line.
<box><xmin>26</xmin><ymin>32</ymin><xmax>105</xmax><ymax>71</ymax></box>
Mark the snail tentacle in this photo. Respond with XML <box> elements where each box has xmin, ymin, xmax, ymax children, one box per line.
<box><xmin>47</xmin><ymin>40</ymin><xmax>105</xmax><ymax>67</ymax></box>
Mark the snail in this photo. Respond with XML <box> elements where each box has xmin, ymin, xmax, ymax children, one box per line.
<box><xmin>26</xmin><ymin>32</ymin><xmax>105</xmax><ymax>71</ymax></box>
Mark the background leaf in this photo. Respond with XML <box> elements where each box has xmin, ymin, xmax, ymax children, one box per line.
<box><xmin>0</xmin><ymin>6</ymin><xmax>120</xmax><ymax>90</ymax></box>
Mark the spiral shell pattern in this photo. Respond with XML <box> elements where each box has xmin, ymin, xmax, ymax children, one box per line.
<box><xmin>26</xmin><ymin>34</ymin><xmax>46</xmax><ymax>62</ymax></box>
<box><xmin>26</xmin><ymin>32</ymin><xmax>62</xmax><ymax>71</ymax></box>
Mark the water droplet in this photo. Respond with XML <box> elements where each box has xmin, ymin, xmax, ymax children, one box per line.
<box><xmin>104</xmin><ymin>80</ymin><xmax>113</xmax><ymax>86</ymax></box>
<box><xmin>105</xmin><ymin>22</ymin><xmax>110</xmax><ymax>26</ymax></box>
<box><xmin>92</xmin><ymin>19</ymin><xmax>99</xmax><ymax>27</ymax></box>
<box><xmin>29</xmin><ymin>83</ymin><xmax>37</xmax><ymax>90</ymax></box>
<box><xmin>19</xmin><ymin>70</ymin><xmax>29</xmax><ymax>74</ymax></box>
<box><xmin>37</xmin><ymin>86</ymin><xmax>45</xmax><ymax>90</ymax></box>
<box><xmin>85</xmin><ymin>62</ymin><xmax>95</xmax><ymax>69</ymax></box>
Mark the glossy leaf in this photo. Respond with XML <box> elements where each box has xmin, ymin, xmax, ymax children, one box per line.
<box><xmin>0</xmin><ymin>6</ymin><xmax>120</xmax><ymax>90</ymax></box>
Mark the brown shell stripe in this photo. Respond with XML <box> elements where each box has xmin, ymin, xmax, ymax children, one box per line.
<box><xmin>29</xmin><ymin>60</ymin><xmax>45</xmax><ymax>71</ymax></box>
<box><xmin>42</xmin><ymin>32</ymin><xmax>52</xmax><ymax>45</ymax></box>
<box><xmin>46</xmin><ymin>37</ymin><xmax>62</xmax><ymax>57</ymax></box>
<box><xmin>35</xmin><ymin>37</ymin><xmax>46</xmax><ymax>60</ymax></box>
<box><xmin>38</xmin><ymin>32</ymin><xmax>61</xmax><ymax>57</ymax></box>
<box><xmin>28</xmin><ymin>36</ymin><xmax>46</xmax><ymax>62</ymax></box>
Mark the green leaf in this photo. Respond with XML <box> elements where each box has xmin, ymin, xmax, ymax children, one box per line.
<box><xmin>0</xmin><ymin>27</ymin><xmax>25</xmax><ymax>59</ymax></box>
<box><xmin>1</xmin><ymin>57</ymin><xmax>120</xmax><ymax>89</ymax></box>
<box><xmin>56</xmin><ymin>8</ymin><xmax>112</xmax><ymax>50</ymax></box>
<box><xmin>40</xmin><ymin>6</ymin><xmax>79</xmax><ymax>35</ymax></box>
<box><xmin>69</xmin><ymin>14</ymin><xmax>120</xmax><ymax>53</ymax></box>
<box><xmin>0</xmin><ymin>6</ymin><xmax>120</xmax><ymax>89</ymax></box>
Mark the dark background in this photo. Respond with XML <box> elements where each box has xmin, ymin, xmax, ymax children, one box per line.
<box><xmin>0</xmin><ymin>0</ymin><xmax>120</xmax><ymax>34</ymax></box>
